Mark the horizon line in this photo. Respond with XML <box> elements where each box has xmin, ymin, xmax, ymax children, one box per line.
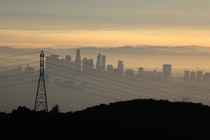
<box><xmin>0</xmin><ymin>44</ymin><xmax>209</xmax><ymax>49</ymax></box>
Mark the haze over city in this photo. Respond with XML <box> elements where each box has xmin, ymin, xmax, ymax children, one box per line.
<box><xmin>0</xmin><ymin>0</ymin><xmax>210</xmax><ymax>110</ymax></box>
<box><xmin>1</xmin><ymin>1</ymin><xmax>210</xmax><ymax>138</ymax></box>
<box><xmin>0</xmin><ymin>46</ymin><xmax>210</xmax><ymax>113</ymax></box>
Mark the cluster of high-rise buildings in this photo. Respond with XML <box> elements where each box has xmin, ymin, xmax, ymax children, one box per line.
<box><xmin>183</xmin><ymin>70</ymin><xmax>210</xmax><ymax>81</ymax></box>
<box><xmin>45</xmin><ymin>49</ymin><xmax>125</xmax><ymax>78</ymax></box>
<box><xmin>1</xmin><ymin>49</ymin><xmax>210</xmax><ymax>86</ymax></box>
<box><xmin>45</xmin><ymin>49</ymin><xmax>142</xmax><ymax>79</ymax></box>
<box><xmin>45</xmin><ymin>49</ymin><xmax>210</xmax><ymax>83</ymax></box>
<box><xmin>45</xmin><ymin>49</ymin><xmax>173</xmax><ymax>81</ymax></box>
<box><xmin>136</xmin><ymin>64</ymin><xmax>172</xmax><ymax>80</ymax></box>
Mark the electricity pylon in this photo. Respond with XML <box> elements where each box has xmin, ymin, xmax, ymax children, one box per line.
<box><xmin>34</xmin><ymin>50</ymin><xmax>48</xmax><ymax>112</ymax></box>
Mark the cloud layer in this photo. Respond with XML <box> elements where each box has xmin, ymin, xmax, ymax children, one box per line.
<box><xmin>0</xmin><ymin>0</ymin><xmax>210</xmax><ymax>30</ymax></box>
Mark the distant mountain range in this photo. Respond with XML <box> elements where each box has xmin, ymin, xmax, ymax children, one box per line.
<box><xmin>1</xmin><ymin>45</ymin><xmax>210</xmax><ymax>55</ymax></box>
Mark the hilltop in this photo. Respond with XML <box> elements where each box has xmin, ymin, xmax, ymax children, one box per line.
<box><xmin>1</xmin><ymin>99</ymin><xmax>210</xmax><ymax>139</ymax></box>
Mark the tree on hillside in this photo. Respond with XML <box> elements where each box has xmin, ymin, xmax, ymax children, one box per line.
<box><xmin>50</xmin><ymin>104</ymin><xmax>60</xmax><ymax>113</ymax></box>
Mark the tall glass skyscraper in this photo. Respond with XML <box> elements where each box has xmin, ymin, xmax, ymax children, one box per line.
<box><xmin>75</xmin><ymin>49</ymin><xmax>81</xmax><ymax>72</ymax></box>
<box><xmin>163</xmin><ymin>64</ymin><xmax>172</xmax><ymax>80</ymax></box>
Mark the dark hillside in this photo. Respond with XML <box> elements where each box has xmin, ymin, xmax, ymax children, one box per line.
<box><xmin>1</xmin><ymin>99</ymin><xmax>210</xmax><ymax>139</ymax></box>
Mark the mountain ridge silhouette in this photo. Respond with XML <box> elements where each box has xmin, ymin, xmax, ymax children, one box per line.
<box><xmin>1</xmin><ymin>99</ymin><xmax>210</xmax><ymax>139</ymax></box>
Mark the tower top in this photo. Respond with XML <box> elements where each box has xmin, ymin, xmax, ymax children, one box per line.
<box><xmin>40</xmin><ymin>50</ymin><xmax>44</xmax><ymax>57</ymax></box>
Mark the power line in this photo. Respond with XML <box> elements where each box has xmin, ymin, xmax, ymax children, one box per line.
<box><xmin>45</xmin><ymin>51</ymin><xmax>210</xmax><ymax>91</ymax></box>
<box><xmin>123</xmin><ymin>73</ymin><xmax>210</xmax><ymax>100</ymax></box>
<box><xmin>138</xmin><ymin>73</ymin><xmax>210</xmax><ymax>93</ymax></box>
<box><xmin>47</xmin><ymin>78</ymin><xmax>118</xmax><ymax>101</ymax></box>
<box><xmin>45</xmin><ymin>70</ymin><xmax>142</xmax><ymax>100</ymax></box>
<box><xmin>124</xmin><ymin>75</ymin><xmax>210</xmax><ymax>99</ymax></box>
<box><xmin>0</xmin><ymin>61</ymin><xmax>39</xmax><ymax>72</ymax></box>
<box><xmin>0</xmin><ymin>56</ymin><xmax>39</xmax><ymax>65</ymax></box>
<box><xmin>1</xmin><ymin>50</ymin><xmax>209</xmax><ymax>107</ymax></box>
<box><xmin>45</xmin><ymin>51</ymin><xmax>210</xmax><ymax>100</ymax></box>
<box><xmin>0</xmin><ymin>80</ymin><xmax>38</xmax><ymax>89</ymax></box>
<box><xmin>46</xmin><ymin>64</ymin><xmax>209</xmax><ymax>103</ymax></box>
<box><xmin>0</xmin><ymin>49</ymin><xmax>203</xmax><ymax>102</ymax></box>
<box><xmin>0</xmin><ymin>51</ymin><xmax>39</xmax><ymax>60</ymax></box>
<box><xmin>0</xmin><ymin>76</ymin><xmax>38</xmax><ymax>86</ymax></box>
<box><xmin>45</xmin><ymin>61</ymin><xmax>176</xmax><ymax>100</ymax></box>
<box><xmin>0</xmin><ymin>68</ymin><xmax>39</xmax><ymax>79</ymax></box>
<box><xmin>44</xmin><ymin>59</ymin><xmax>179</xmax><ymax>98</ymax></box>
<box><xmin>45</xmin><ymin>51</ymin><xmax>210</xmax><ymax>93</ymax></box>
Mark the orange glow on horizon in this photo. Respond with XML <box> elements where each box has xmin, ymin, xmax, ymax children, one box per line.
<box><xmin>0</xmin><ymin>29</ymin><xmax>210</xmax><ymax>48</ymax></box>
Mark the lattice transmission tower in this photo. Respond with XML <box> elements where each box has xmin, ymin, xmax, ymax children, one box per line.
<box><xmin>34</xmin><ymin>50</ymin><xmax>48</xmax><ymax>112</ymax></box>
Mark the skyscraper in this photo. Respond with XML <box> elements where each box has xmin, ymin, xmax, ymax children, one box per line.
<box><xmin>184</xmin><ymin>70</ymin><xmax>190</xmax><ymax>81</ymax></box>
<box><xmin>138</xmin><ymin>67</ymin><xmax>144</xmax><ymax>76</ymax></box>
<box><xmin>152</xmin><ymin>70</ymin><xmax>157</xmax><ymax>77</ymax></box>
<box><xmin>96</xmin><ymin>53</ymin><xmax>102</xmax><ymax>71</ymax></box>
<box><xmin>203</xmin><ymin>72</ymin><xmax>210</xmax><ymax>81</ymax></box>
<box><xmin>46</xmin><ymin>54</ymin><xmax>59</xmax><ymax>73</ymax></box>
<box><xmin>118</xmin><ymin>60</ymin><xmax>124</xmax><ymax>77</ymax></box>
<box><xmin>75</xmin><ymin>49</ymin><xmax>81</xmax><ymax>72</ymax></box>
<box><xmin>125</xmin><ymin>69</ymin><xmax>134</xmax><ymax>78</ymax></box>
<box><xmin>197</xmin><ymin>71</ymin><xmax>203</xmax><ymax>81</ymax></box>
<box><xmin>66</xmin><ymin>55</ymin><xmax>71</xmax><ymax>61</ymax></box>
<box><xmin>107</xmin><ymin>64</ymin><xmax>114</xmax><ymax>74</ymax></box>
<box><xmin>163</xmin><ymin>64</ymin><xmax>172</xmax><ymax>80</ymax></box>
<box><xmin>190</xmin><ymin>71</ymin><xmax>196</xmax><ymax>80</ymax></box>
<box><xmin>96</xmin><ymin>53</ymin><xmax>106</xmax><ymax>72</ymax></box>
<box><xmin>82</xmin><ymin>58</ymin><xmax>94</xmax><ymax>73</ymax></box>
<box><xmin>102</xmin><ymin>55</ymin><xmax>106</xmax><ymax>71</ymax></box>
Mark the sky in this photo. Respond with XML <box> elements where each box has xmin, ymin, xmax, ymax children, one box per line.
<box><xmin>0</xmin><ymin>0</ymin><xmax>210</xmax><ymax>47</ymax></box>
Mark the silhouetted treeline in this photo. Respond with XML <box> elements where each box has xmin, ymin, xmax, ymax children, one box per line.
<box><xmin>1</xmin><ymin>99</ymin><xmax>210</xmax><ymax>139</ymax></box>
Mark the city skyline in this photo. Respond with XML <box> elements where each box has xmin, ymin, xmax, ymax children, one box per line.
<box><xmin>1</xmin><ymin>49</ymin><xmax>210</xmax><ymax>81</ymax></box>
<box><xmin>1</xmin><ymin>48</ymin><xmax>210</xmax><ymax>111</ymax></box>
<box><xmin>1</xmin><ymin>1</ymin><xmax>210</xmax><ymax>137</ymax></box>
<box><xmin>1</xmin><ymin>45</ymin><xmax>210</xmax><ymax>74</ymax></box>
<box><xmin>1</xmin><ymin>0</ymin><xmax>210</xmax><ymax>115</ymax></box>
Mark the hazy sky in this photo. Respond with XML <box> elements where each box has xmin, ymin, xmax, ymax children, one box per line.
<box><xmin>0</xmin><ymin>0</ymin><xmax>210</xmax><ymax>47</ymax></box>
